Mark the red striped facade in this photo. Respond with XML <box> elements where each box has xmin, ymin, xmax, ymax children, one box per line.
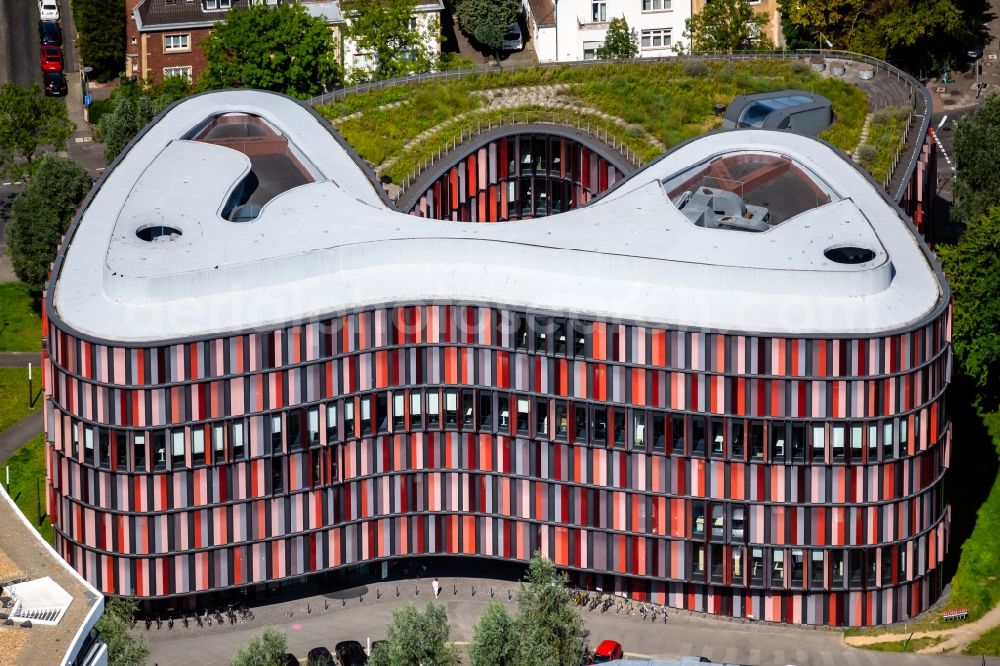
<box><xmin>43</xmin><ymin>302</ymin><xmax>951</xmax><ymax>626</ymax></box>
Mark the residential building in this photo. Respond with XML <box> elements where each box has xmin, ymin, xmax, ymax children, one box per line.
<box><xmin>526</xmin><ymin>0</ymin><xmax>783</xmax><ymax>63</ymax></box>
<box><xmin>44</xmin><ymin>89</ymin><xmax>950</xmax><ymax>626</ymax></box>
<box><xmin>125</xmin><ymin>0</ymin><xmax>443</xmax><ymax>86</ymax></box>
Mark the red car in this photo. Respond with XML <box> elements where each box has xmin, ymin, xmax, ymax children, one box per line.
<box><xmin>591</xmin><ymin>640</ymin><xmax>623</xmax><ymax>664</ymax></box>
<box><xmin>40</xmin><ymin>45</ymin><xmax>63</xmax><ymax>72</ymax></box>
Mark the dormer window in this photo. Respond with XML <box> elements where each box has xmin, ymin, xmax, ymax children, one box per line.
<box><xmin>202</xmin><ymin>0</ymin><xmax>231</xmax><ymax>10</ymax></box>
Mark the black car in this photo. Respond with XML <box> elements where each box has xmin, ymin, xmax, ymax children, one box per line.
<box><xmin>307</xmin><ymin>646</ymin><xmax>334</xmax><ymax>666</ymax></box>
<box><xmin>43</xmin><ymin>71</ymin><xmax>67</xmax><ymax>96</ymax></box>
<box><xmin>334</xmin><ymin>641</ymin><xmax>367</xmax><ymax>666</ymax></box>
<box><xmin>39</xmin><ymin>20</ymin><xmax>62</xmax><ymax>46</ymax></box>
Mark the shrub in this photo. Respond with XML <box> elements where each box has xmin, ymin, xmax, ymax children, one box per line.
<box><xmin>856</xmin><ymin>143</ymin><xmax>877</xmax><ymax>164</ymax></box>
<box><xmin>788</xmin><ymin>59</ymin><xmax>811</xmax><ymax>74</ymax></box>
<box><xmin>683</xmin><ymin>60</ymin><xmax>711</xmax><ymax>77</ymax></box>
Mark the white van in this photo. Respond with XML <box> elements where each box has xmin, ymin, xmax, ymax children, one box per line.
<box><xmin>39</xmin><ymin>0</ymin><xmax>60</xmax><ymax>20</ymax></box>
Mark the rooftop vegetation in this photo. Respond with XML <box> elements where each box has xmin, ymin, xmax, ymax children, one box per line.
<box><xmin>317</xmin><ymin>59</ymin><xmax>869</xmax><ymax>186</ymax></box>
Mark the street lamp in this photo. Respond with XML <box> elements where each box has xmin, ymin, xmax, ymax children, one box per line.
<box><xmin>81</xmin><ymin>65</ymin><xmax>94</xmax><ymax>123</ymax></box>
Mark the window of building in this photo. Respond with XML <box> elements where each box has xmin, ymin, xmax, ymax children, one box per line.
<box><xmin>612</xmin><ymin>408</ymin><xmax>627</xmax><ymax>448</ymax></box>
<box><xmin>591</xmin><ymin>1</ymin><xmax>607</xmax><ymax>21</ymax></box>
<box><xmin>592</xmin><ymin>406</ymin><xmax>608</xmax><ymax>446</ymax></box>
<box><xmin>308</xmin><ymin>407</ymin><xmax>320</xmax><ymax>447</ymax></box>
<box><xmin>393</xmin><ymin>393</ymin><xmax>406</xmax><ymax>431</ymax></box>
<box><xmin>212</xmin><ymin>423</ymin><xmax>224</xmax><ymax>463</ymax></box>
<box><xmin>461</xmin><ymin>389</ymin><xmax>475</xmax><ymax>429</ymax></box>
<box><xmin>749</xmin><ymin>421</ymin><xmax>764</xmax><ymax>460</ymax></box>
<box><xmin>163</xmin><ymin>66</ymin><xmax>192</xmax><ymax>81</ymax></box>
<box><xmin>269</xmin><ymin>414</ymin><xmax>283</xmax><ymax>454</ymax></box>
<box><xmin>731</xmin><ymin>546</ymin><xmax>745</xmax><ymax>583</ymax></box>
<box><xmin>360</xmin><ymin>397</ymin><xmax>372</xmax><ymax>434</ymax></box>
<box><xmin>330</xmin><ymin>447</ymin><xmax>340</xmax><ymax>482</ymax></box>
<box><xmin>692</xmin><ymin>501</ymin><xmax>706</xmax><ymax>538</ymax></box>
<box><xmin>770</xmin><ymin>421</ymin><xmax>786</xmax><ymax>461</ymax></box>
<box><xmin>554</xmin><ymin>320</ymin><xmax>568</xmax><ymax>356</ymax></box>
<box><xmin>163</xmin><ymin>33</ymin><xmax>190</xmax><ymax>52</ymax></box>
<box><xmin>72</xmin><ymin>426</ymin><xmax>79</xmax><ymax>458</ymax></box>
<box><xmin>651</xmin><ymin>413</ymin><xmax>666</xmax><ymax>452</ymax></box>
<box><xmin>192</xmin><ymin>427</ymin><xmax>205</xmax><ymax>466</ymax></box>
<box><xmin>771</xmin><ymin>550</ymin><xmax>785</xmax><ymax>588</ymax></box>
<box><xmin>709</xmin><ymin>419</ymin><xmax>724</xmax><ymax>458</ymax></box>
<box><xmin>517</xmin><ymin>397</ymin><xmax>530</xmax><ymax>435</ymax></box>
<box><xmin>810</xmin><ymin>550</ymin><xmax>825</xmax><ymax>588</ymax></box>
<box><xmin>171</xmin><ymin>430</ymin><xmax>185</xmax><ymax>469</ymax></box>
<box><xmin>811</xmin><ymin>424</ymin><xmax>826</xmax><ymax>462</ymax></box>
<box><xmin>574</xmin><ymin>405</ymin><xmax>589</xmax><ymax>443</ymax></box>
<box><xmin>671</xmin><ymin>415</ymin><xmax>685</xmax><ymax>453</ymax></box>
<box><xmin>231</xmin><ymin>420</ymin><xmax>245</xmax><ymax>460</ymax></box>
<box><xmin>710</xmin><ymin>544</ymin><xmax>725</xmax><ymax>583</ymax></box>
<box><xmin>427</xmin><ymin>392</ymin><xmax>440</xmax><ymax>429</ymax></box>
<box><xmin>132</xmin><ymin>433</ymin><xmax>147</xmax><ymax>472</ymax></box>
<box><xmin>643</xmin><ymin>0</ymin><xmax>671</xmax><ymax>9</ymax></box>
<box><xmin>730</xmin><ymin>419</ymin><xmax>744</xmax><ymax>459</ymax></box>
<box><xmin>84</xmin><ymin>426</ymin><xmax>94</xmax><ymax>464</ymax></box>
<box><xmin>287</xmin><ymin>409</ymin><xmax>303</xmax><ymax>450</ymax></box>
<box><xmin>710</xmin><ymin>504</ymin><xmax>725</xmax><ymax>541</ymax></box>
<box><xmin>832</xmin><ymin>424</ymin><xmax>846</xmax><ymax>462</ymax></box>
<box><xmin>641</xmin><ymin>28</ymin><xmax>672</xmax><ymax>49</ymax></box>
<box><xmin>731</xmin><ymin>505</ymin><xmax>746</xmax><ymax>542</ymax></box>
<box><xmin>883</xmin><ymin>420</ymin><xmax>895</xmax><ymax>460</ymax></box>
<box><xmin>692</xmin><ymin>543</ymin><xmax>706</xmax><ymax>578</ymax></box>
<box><xmin>312</xmin><ymin>450</ymin><xmax>323</xmax><ymax>488</ymax></box>
<box><xmin>691</xmin><ymin>417</ymin><xmax>706</xmax><ymax>455</ymax></box>
<box><xmin>535</xmin><ymin>398</ymin><xmax>549</xmax><ymax>437</ymax></box>
<box><xmin>790</xmin><ymin>549</ymin><xmax>805</xmax><ymax>588</ymax></box>
<box><xmin>632</xmin><ymin>412</ymin><xmax>646</xmax><ymax>451</ymax></box>
<box><xmin>750</xmin><ymin>548</ymin><xmax>765</xmax><ymax>586</ymax></box>
<box><xmin>376</xmin><ymin>393</ymin><xmax>389</xmax><ymax>433</ymax></box>
<box><xmin>514</xmin><ymin>316</ymin><xmax>529</xmax><ymax>350</ymax></box>
<box><xmin>553</xmin><ymin>401</ymin><xmax>568</xmax><ymax>440</ymax></box>
<box><xmin>848</xmin><ymin>549</ymin><xmax>863</xmax><ymax>588</ymax></box>
<box><xmin>411</xmin><ymin>393</ymin><xmax>423</xmax><ymax>429</ymax></box>
<box><xmin>444</xmin><ymin>390</ymin><xmax>459</xmax><ymax>428</ymax></box>
<box><xmin>113</xmin><ymin>432</ymin><xmax>127</xmax><ymax>470</ymax></box>
<box><xmin>98</xmin><ymin>428</ymin><xmax>111</xmax><ymax>469</ymax></box>
<box><xmin>583</xmin><ymin>41</ymin><xmax>602</xmax><ymax>60</ymax></box>
<box><xmin>497</xmin><ymin>392</ymin><xmax>510</xmax><ymax>432</ymax></box>
<box><xmin>850</xmin><ymin>424</ymin><xmax>863</xmax><ymax>461</ymax></box>
<box><xmin>327</xmin><ymin>404</ymin><xmax>339</xmax><ymax>443</ymax></box>
<box><xmin>480</xmin><ymin>392</ymin><xmax>494</xmax><ymax>431</ymax></box>
<box><xmin>790</xmin><ymin>423</ymin><xmax>806</xmax><ymax>462</ymax></box>
<box><xmin>271</xmin><ymin>456</ymin><xmax>284</xmax><ymax>493</ymax></box>
<box><xmin>868</xmin><ymin>423</ymin><xmax>879</xmax><ymax>461</ymax></box>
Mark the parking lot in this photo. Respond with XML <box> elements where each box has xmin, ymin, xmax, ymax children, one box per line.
<box><xmin>142</xmin><ymin>575</ymin><xmax>1000</xmax><ymax>666</ymax></box>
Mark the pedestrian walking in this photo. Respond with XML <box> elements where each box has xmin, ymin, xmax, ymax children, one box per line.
<box><xmin>432</xmin><ymin>578</ymin><xmax>440</xmax><ymax>598</ymax></box>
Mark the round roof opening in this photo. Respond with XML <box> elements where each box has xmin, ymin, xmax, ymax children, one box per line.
<box><xmin>824</xmin><ymin>245</ymin><xmax>875</xmax><ymax>264</ymax></box>
<box><xmin>136</xmin><ymin>224</ymin><xmax>182</xmax><ymax>242</ymax></box>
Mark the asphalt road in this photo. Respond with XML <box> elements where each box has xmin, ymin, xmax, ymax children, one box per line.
<box><xmin>0</xmin><ymin>0</ymin><xmax>43</xmax><ymax>87</ymax></box>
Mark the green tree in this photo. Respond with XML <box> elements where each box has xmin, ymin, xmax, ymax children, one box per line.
<box><xmin>937</xmin><ymin>208</ymin><xmax>1000</xmax><ymax>396</ymax></box>
<box><xmin>682</xmin><ymin>0</ymin><xmax>773</xmax><ymax>53</ymax></box>
<box><xmin>468</xmin><ymin>602</ymin><xmax>518</xmax><ymax>666</ymax></box>
<box><xmin>514</xmin><ymin>552</ymin><xmax>587</xmax><ymax>666</ymax></box>
<box><xmin>347</xmin><ymin>0</ymin><xmax>439</xmax><ymax>82</ymax></box>
<box><xmin>201</xmin><ymin>3</ymin><xmax>340</xmax><ymax>98</ymax></box>
<box><xmin>367</xmin><ymin>601</ymin><xmax>459</xmax><ymax>666</ymax></box>
<box><xmin>74</xmin><ymin>0</ymin><xmax>125</xmax><ymax>81</ymax></box>
<box><xmin>597</xmin><ymin>17</ymin><xmax>639</xmax><ymax>59</ymax></box>
<box><xmin>0</xmin><ymin>83</ymin><xmax>74</xmax><ymax>181</ymax></box>
<box><xmin>94</xmin><ymin>597</ymin><xmax>150</xmax><ymax>666</ymax></box>
<box><xmin>97</xmin><ymin>77</ymin><xmax>193</xmax><ymax>163</ymax></box>
<box><xmin>455</xmin><ymin>0</ymin><xmax>522</xmax><ymax>53</ymax></box>
<box><xmin>231</xmin><ymin>626</ymin><xmax>288</xmax><ymax>666</ymax></box>
<box><xmin>5</xmin><ymin>155</ymin><xmax>90</xmax><ymax>292</ymax></box>
<box><xmin>953</xmin><ymin>91</ymin><xmax>1000</xmax><ymax>224</ymax></box>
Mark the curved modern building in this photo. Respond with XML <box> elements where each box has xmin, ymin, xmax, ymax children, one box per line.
<box><xmin>43</xmin><ymin>90</ymin><xmax>950</xmax><ymax>626</ymax></box>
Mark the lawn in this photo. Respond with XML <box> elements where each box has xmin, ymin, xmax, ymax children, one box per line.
<box><xmin>858</xmin><ymin>107</ymin><xmax>910</xmax><ymax>185</ymax></box>
<box><xmin>1</xmin><ymin>434</ymin><xmax>53</xmax><ymax>544</ymax></box>
<box><xmin>0</xmin><ymin>367</ymin><xmax>42</xmax><ymax>432</ymax></box>
<box><xmin>319</xmin><ymin>60</ymin><xmax>869</xmax><ymax>185</ymax></box>
<box><xmin>966</xmin><ymin>622</ymin><xmax>1000</xmax><ymax>656</ymax></box>
<box><xmin>0</xmin><ymin>282</ymin><xmax>42</xmax><ymax>352</ymax></box>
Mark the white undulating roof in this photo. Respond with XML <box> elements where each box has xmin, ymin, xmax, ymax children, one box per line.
<box><xmin>53</xmin><ymin>90</ymin><xmax>943</xmax><ymax>343</ymax></box>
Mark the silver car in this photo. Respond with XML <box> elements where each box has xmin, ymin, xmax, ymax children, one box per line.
<box><xmin>502</xmin><ymin>23</ymin><xmax>523</xmax><ymax>51</ymax></box>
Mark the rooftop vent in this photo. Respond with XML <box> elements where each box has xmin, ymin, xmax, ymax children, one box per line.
<box><xmin>824</xmin><ymin>246</ymin><xmax>875</xmax><ymax>264</ymax></box>
<box><xmin>136</xmin><ymin>224</ymin><xmax>182</xmax><ymax>242</ymax></box>
<box><xmin>673</xmin><ymin>186</ymin><xmax>770</xmax><ymax>232</ymax></box>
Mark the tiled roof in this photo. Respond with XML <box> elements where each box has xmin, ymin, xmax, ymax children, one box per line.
<box><xmin>527</xmin><ymin>0</ymin><xmax>556</xmax><ymax>27</ymax></box>
<box><xmin>135</xmin><ymin>0</ymin><xmax>251</xmax><ymax>29</ymax></box>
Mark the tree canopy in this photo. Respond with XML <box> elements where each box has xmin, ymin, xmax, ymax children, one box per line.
<box><xmin>0</xmin><ymin>83</ymin><xmax>74</xmax><ymax>181</ymax></box>
<box><xmin>455</xmin><ymin>0</ymin><xmax>522</xmax><ymax>53</ymax></box>
<box><xmin>597</xmin><ymin>17</ymin><xmax>639</xmax><ymax>60</ymax></box>
<box><xmin>468</xmin><ymin>602</ymin><xmax>518</xmax><ymax>666</ymax></box>
<box><xmin>5</xmin><ymin>155</ymin><xmax>91</xmax><ymax>292</ymax></box>
<box><xmin>97</xmin><ymin>77</ymin><xmax>192</xmax><ymax>163</ymax></box>
<box><xmin>346</xmin><ymin>0</ymin><xmax>439</xmax><ymax>82</ymax></box>
<box><xmin>953</xmin><ymin>91</ymin><xmax>1000</xmax><ymax>224</ymax></box>
<box><xmin>230</xmin><ymin>627</ymin><xmax>288</xmax><ymax>666</ymax></box>
<box><xmin>74</xmin><ymin>0</ymin><xmax>125</xmax><ymax>81</ymax></box>
<box><xmin>94</xmin><ymin>597</ymin><xmax>149</xmax><ymax>666</ymax></box>
<box><xmin>937</xmin><ymin>207</ymin><xmax>1000</xmax><ymax>399</ymax></box>
<box><xmin>368</xmin><ymin>600</ymin><xmax>459</xmax><ymax>666</ymax></box>
<box><xmin>201</xmin><ymin>3</ymin><xmax>340</xmax><ymax>98</ymax></box>
<box><xmin>514</xmin><ymin>553</ymin><xmax>588</xmax><ymax>666</ymax></box>
<box><xmin>782</xmin><ymin>0</ymin><xmax>976</xmax><ymax>72</ymax></box>
<box><xmin>682</xmin><ymin>0</ymin><xmax>773</xmax><ymax>53</ymax></box>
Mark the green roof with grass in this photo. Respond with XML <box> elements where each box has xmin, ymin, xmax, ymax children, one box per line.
<box><xmin>317</xmin><ymin>59</ymin><xmax>870</xmax><ymax>187</ymax></box>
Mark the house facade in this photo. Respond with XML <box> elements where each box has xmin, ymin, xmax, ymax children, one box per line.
<box><xmin>126</xmin><ymin>0</ymin><xmax>443</xmax><ymax>86</ymax></box>
<box><xmin>525</xmin><ymin>0</ymin><xmax>783</xmax><ymax>63</ymax></box>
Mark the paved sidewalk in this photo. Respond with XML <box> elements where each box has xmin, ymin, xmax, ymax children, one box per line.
<box><xmin>143</xmin><ymin>576</ymin><xmax>1000</xmax><ymax>666</ymax></box>
<box><xmin>0</xmin><ymin>412</ymin><xmax>42</xmax><ymax>462</ymax></box>
<box><xmin>0</xmin><ymin>352</ymin><xmax>41</xmax><ymax>368</ymax></box>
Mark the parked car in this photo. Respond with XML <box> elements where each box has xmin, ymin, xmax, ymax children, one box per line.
<box><xmin>39</xmin><ymin>20</ymin><xmax>62</xmax><ymax>46</ymax></box>
<box><xmin>40</xmin><ymin>45</ymin><xmax>64</xmax><ymax>72</ymax></box>
<box><xmin>591</xmin><ymin>639</ymin><xmax>623</xmax><ymax>663</ymax></box>
<box><xmin>43</xmin><ymin>71</ymin><xmax>67</xmax><ymax>96</ymax></box>
<box><xmin>501</xmin><ymin>22</ymin><xmax>523</xmax><ymax>51</ymax></box>
<box><xmin>38</xmin><ymin>0</ymin><xmax>59</xmax><ymax>20</ymax></box>
<box><xmin>334</xmin><ymin>640</ymin><xmax>367</xmax><ymax>666</ymax></box>
<box><xmin>307</xmin><ymin>646</ymin><xmax>334</xmax><ymax>666</ymax></box>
